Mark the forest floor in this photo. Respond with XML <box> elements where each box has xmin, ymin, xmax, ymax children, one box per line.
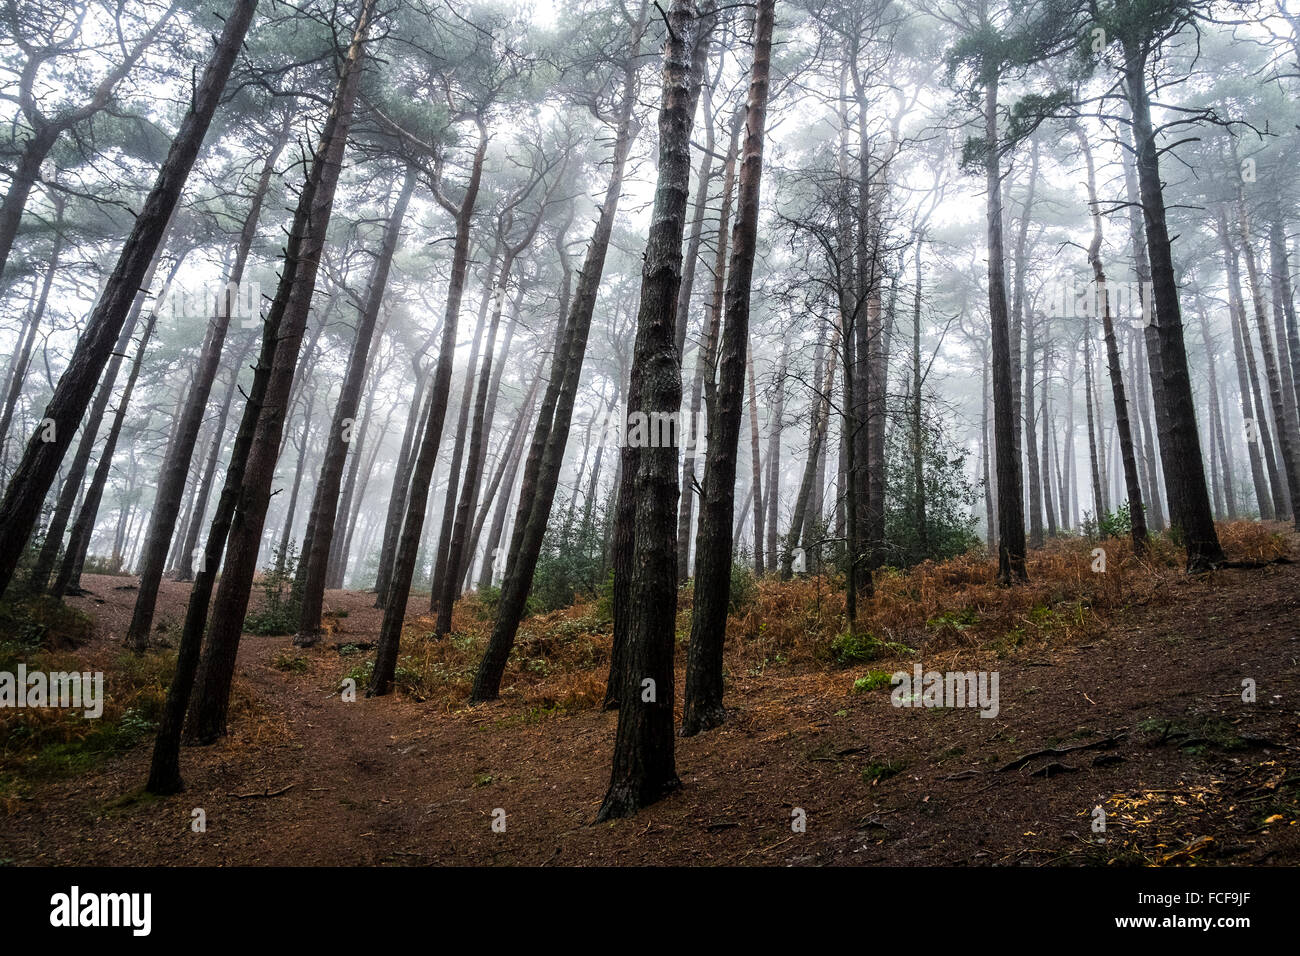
<box><xmin>2</xmin><ymin>523</ymin><xmax>1299</xmax><ymax>866</ymax></box>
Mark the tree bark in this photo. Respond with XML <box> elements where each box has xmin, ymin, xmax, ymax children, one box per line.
<box><xmin>1122</xmin><ymin>45</ymin><xmax>1224</xmax><ymax>568</ymax></box>
<box><xmin>599</xmin><ymin>0</ymin><xmax>717</xmax><ymax>819</ymax></box>
<box><xmin>678</xmin><ymin>0</ymin><xmax>772</xmax><ymax>741</ymax></box>
<box><xmin>983</xmin><ymin>73</ymin><xmax>1026</xmax><ymax>584</ymax></box>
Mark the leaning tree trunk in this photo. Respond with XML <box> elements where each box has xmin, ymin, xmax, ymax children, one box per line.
<box><xmin>678</xmin><ymin>0</ymin><xmax>773</xmax><ymax>742</ymax></box>
<box><xmin>0</xmin><ymin>0</ymin><xmax>257</xmax><ymax>601</ymax></box>
<box><xmin>0</xmin><ymin>195</ymin><xmax>64</xmax><ymax>468</ymax></box>
<box><xmin>181</xmin><ymin>0</ymin><xmax>374</xmax><ymax>748</ymax></box>
<box><xmin>126</xmin><ymin>123</ymin><xmax>288</xmax><ymax>649</ymax></box>
<box><xmin>599</xmin><ymin>0</ymin><xmax>719</xmax><ymax>820</ymax></box>
<box><xmin>1122</xmin><ymin>45</ymin><xmax>1224</xmax><ymax>569</ymax></box>
<box><xmin>26</xmin><ymin>242</ymin><xmax>167</xmax><ymax>595</ymax></box>
<box><xmin>372</xmin><ymin>354</ymin><xmax>432</xmax><ymax>605</ymax></box>
<box><xmin>440</xmin><ymin>188</ymin><xmax>557</xmax><ymax>628</ymax></box>
<box><xmin>435</xmin><ymin>260</ymin><xmax>514</xmax><ymax>634</ymax></box>
<box><xmin>472</xmin><ymin>371</ymin><xmax>543</xmax><ymax>590</ymax></box>
<box><xmin>368</xmin><ymin>120</ymin><xmax>489</xmax><ymax>697</ymax></box>
<box><xmin>427</xmin><ymin>244</ymin><xmax>498</xmax><ymax>619</ymax></box>
<box><xmin>52</xmin><ymin>310</ymin><xmax>160</xmax><ymax>598</ymax></box>
<box><xmin>472</xmin><ymin>1</ymin><xmax>650</xmax><ymax>707</ymax></box>
<box><xmin>295</xmin><ymin>166</ymin><xmax>415</xmax><ymax>645</ymax></box>
<box><xmin>174</xmin><ymin>335</ymin><xmax>254</xmax><ymax>581</ymax></box>
<box><xmin>57</xmin><ymin>247</ymin><xmax>192</xmax><ymax>594</ymax></box>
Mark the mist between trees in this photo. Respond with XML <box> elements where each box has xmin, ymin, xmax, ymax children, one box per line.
<box><xmin>0</xmin><ymin>0</ymin><xmax>1298</xmax><ymax>821</ymax></box>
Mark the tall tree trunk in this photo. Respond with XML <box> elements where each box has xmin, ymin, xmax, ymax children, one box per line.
<box><xmin>676</xmin><ymin>112</ymin><xmax>740</xmax><ymax>582</ymax></box>
<box><xmin>764</xmin><ymin>340</ymin><xmax>787</xmax><ymax>564</ymax></box>
<box><xmin>1238</xmin><ymin>200</ymin><xmax>1300</xmax><ymax>523</ymax></box>
<box><xmin>746</xmin><ymin>349</ymin><xmax>765</xmax><ymax>574</ymax></box>
<box><xmin>427</xmin><ymin>244</ymin><xmax>498</xmax><ymax>618</ymax></box>
<box><xmin>180</xmin><ymin>0</ymin><xmax>374</xmax><ymax>748</ymax></box>
<box><xmin>27</xmin><ymin>242</ymin><xmax>167</xmax><ymax>595</ymax></box>
<box><xmin>1023</xmin><ymin>313</ymin><xmax>1043</xmax><ymax>547</ymax></box>
<box><xmin>175</xmin><ymin>336</ymin><xmax>254</xmax><ymax>581</ymax></box>
<box><xmin>472</xmin><ymin>371</ymin><xmax>543</xmax><ymax>590</ymax></box>
<box><xmin>472</xmin><ymin>3</ymin><xmax>651</xmax><ymax>707</ymax></box>
<box><xmin>783</xmin><ymin>322</ymin><xmax>839</xmax><ymax>576</ymax></box>
<box><xmin>0</xmin><ymin>195</ymin><xmax>64</xmax><ymax>468</ymax></box>
<box><xmin>369</xmin><ymin>113</ymin><xmax>489</xmax><ymax>694</ymax></box>
<box><xmin>600</xmin><ymin>0</ymin><xmax>720</xmax><ymax>818</ymax></box>
<box><xmin>373</xmin><ymin>355</ymin><xmax>433</xmax><ymax>605</ymax></box>
<box><xmin>983</xmin><ymin>72</ymin><xmax>1026</xmax><ymax>584</ymax></box>
<box><xmin>1269</xmin><ymin>220</ymin><xmax>1299</xmax><ymax>427</ymax></box>
<box><xmin>328</xmin><ymin>352</ymin><xmax>391</xmax><ymax>588</ymax></box>
<box><xmin>1121</xmin><ymin>45</ymin><xmax>1223</xmax><ymax>568</ymax></box>
<box><xmin>1272</xmin><ymin>219</ymin><xmax>1300</xmax><ymax>417</ymax></box>
<box><xmin>434</xmin><ymin>261</ymin><xmax>515</xmax><ymax>633</ymax></box>
<box><xmin>456</xmin><ymin>283</ymin><xmax>527</xmax><ymax>593</ymax></box>
<box><xmin>53</xmin><ymin>311</ymin><xmax>160</xmax><ymax>598</ymax></box>
<box><xmin>1119</xmin><ymin>126</ymin><xmax>1172</xmax><ymax>532</ymax></box>
<box><xmin>678</xmin><ymin>0</ymin><xmax>772</xmax><ymax>741</ymax></box>
<box><xmin>441</xmin><ymin>192</ymin><xmax>557</xmax><ymax>624</ymax></box>
<box><xmin>981</xmin><ymin>344</ymin><xmax>995</xmax><ymax>547</ymax></box>
<box><xmin>1040</xmin><ymin>348</ymin><xmax>1058</xmax><ymax>537</ymax></box>
<box><xmin>1219</xmin><ymin>209</ymin><xmax>1275</xmax><ymax>518</ymax></box>
<box><xmin>1083</xmin><ymin>317</ymin><xmax>1105</xmax><ymax>524</ymax></box>
<box><xmin>1078</xmin><ymin>127</ymin><xmax>1147</xmax><ymax>551</ymax></box>
<box><xmin>1195</xmin><ymin>298</ymin><xmax>1236</xmax><ymax>519</ymax></box>
<box><xmin>274</xmin><ymin>373</ymin><xmax>318</xmax><ymax>570</ymax></box>
<box><xmin>0</xmin><ymin>0</ymin><xmax>257</xmax><ymax>601</ymax></box>
<box><xmin>126</xmin><ymin>122</ymin><xmax>289</xmax><ymax>649</ymax></box>
<box><xmin>296</xmin><ymin>167</ymin><xmax>415</xmax><ymax>643</ymax></box>
<box><xmin>1014</xmin><ymin>141</ymin><xmax>1042</xmax><ymax>548</ymax></box>
<box><xmin>912</xmin><ymin>247</ymin><xmax>928</xmax><ymax>555</ymax></box>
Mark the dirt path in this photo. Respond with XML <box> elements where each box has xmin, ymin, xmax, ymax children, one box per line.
<box><xmin>2</xmin><ymin>560</ymin><xmax>1298</xmax><ymax>866</ymax></box>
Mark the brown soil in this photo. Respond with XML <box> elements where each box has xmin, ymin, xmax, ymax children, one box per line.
<box><xmin>2</xmin><ymin>549</ymin><xmax>1298</xmax><ymax>867</ymax></box>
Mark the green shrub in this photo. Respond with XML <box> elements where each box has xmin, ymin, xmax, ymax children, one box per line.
<box><xmin>243</xmin><ymin>543</ymin><xmax>302</xmax><ymax>636</ymax></box>
<box><xmin>728</xmin><ymin>562</ymin><xmax>758</xmax><ymax>613</ymax></box>
<box><xmin>853</xmin><ymin>670</ymin><xmax>894</xmax><ymax>693</ymax></box>
<box><xmin>831</xmin><ymin>630</ymin><xmax>914</xmax><ymax>665</ymax></box>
